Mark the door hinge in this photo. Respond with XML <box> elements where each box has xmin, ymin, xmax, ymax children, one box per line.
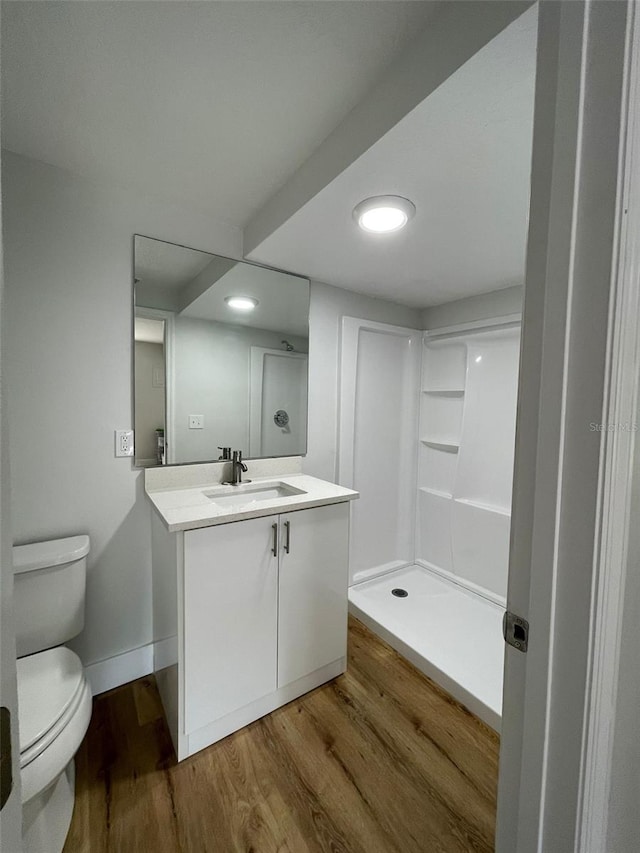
<box><xmin>503</xmin><ymin>611</ymin><xmax>529</xmax><ymax>653</ymax></box>
<box><xmin>0</xmin><ymin>706</ymin><xmax>13</xmax><ymax>811</ymax></box>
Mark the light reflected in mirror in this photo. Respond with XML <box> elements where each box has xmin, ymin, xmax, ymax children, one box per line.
<box><xmin>133</xmin><ymin>235</ymin><xmax>309</xmax><ymax>467</ymax></box>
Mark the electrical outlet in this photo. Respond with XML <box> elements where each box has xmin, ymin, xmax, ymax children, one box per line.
<box><xmin>115</xmin><ymin>429</ymin><xmax>134</xmax><ymax>457</ymax></box>
<box><xmin>189</xmin><ymin>414</ymin><xmax>204</xmax><ymax>429</ymax></box>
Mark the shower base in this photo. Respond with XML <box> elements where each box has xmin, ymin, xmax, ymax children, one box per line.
<box><xmin>348</xmin><ymin>564</ymin><xmax>504</xmax><ymax>731</ymax></box>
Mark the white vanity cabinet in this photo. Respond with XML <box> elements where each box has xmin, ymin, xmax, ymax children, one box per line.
<box><xmin>277</xmin><ymin>504</ymin><xmax>349</xmax><ymax>686</ymax></box>
<box><xmin>151</xmin><ymin>499</ymin><xmax>350</xmax><ymax>761</ymax></box>
<box><xmin>183</xmin><ymin>515</ymin><xmax>279</xmax><ymax>734</ymax></box>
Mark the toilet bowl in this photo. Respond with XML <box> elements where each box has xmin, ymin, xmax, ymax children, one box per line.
<box><xmin>13</xmin><ymin>535</ymin><xmax>92</xmax><ymax>853</ymax></box>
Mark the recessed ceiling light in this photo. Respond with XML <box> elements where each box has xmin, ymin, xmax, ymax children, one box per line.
<box><xmin>353</xmin><ymin>195</ymin><xmax>416</xmax><ymax>234</ymax></box>
<box><xmin>225</xmin><ymin>295</ymin><xmax>258</xmax><ymax>311</ymax></box>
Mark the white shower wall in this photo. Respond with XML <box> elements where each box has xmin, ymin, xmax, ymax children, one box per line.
<box><xmin>338</xmin><ymin>318</ymin><xmax>421</xmax><ymax>585</ymax></box>
<box><xmin>417</xmin><ymin>323</ymin><xmax>520</xmax><ymax>602</ymax></box>
<box><xmin>339</xmin><ymin>315</ymin><xmax>520</xmax><ymax>598</ymax></box>
<box><xmin>172</xmin><ymin>316</ymin><xmax>308</xmax><ymax>462</ymax></box>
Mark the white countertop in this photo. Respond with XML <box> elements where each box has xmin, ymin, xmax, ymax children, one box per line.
<box><xmin>146</xmin><ymin>473</ymin><xmax>359</xmax><ymax>532</ymax></box>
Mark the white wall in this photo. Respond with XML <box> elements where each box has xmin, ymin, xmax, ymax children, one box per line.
<box><xmin>422</xmin><ymin>284</ymin><xmax>522</xmax><ymax>330</ymax></box>
<box><xmin>3</xmin><ymin>149</ymin><xmax>518</xmax><ymax>684</ymax></box>
<box><xmin>172</xmin><ymin>316</ymin><xmax>307</xmax><ymax>462</ymax></box>
<box><xmin>303</xmin><ymin>281</ymin><xmax>421</xmax><ymax>482</ymax></box>
<box><xmin>2</xmin><ymin>150</ymin><xmax>241</xmax><ymax>668</ymax></box>
<box><xmin>2</xmin><ymin>152</ymin><xmax>418</xmax><ymax>678</ymax></box>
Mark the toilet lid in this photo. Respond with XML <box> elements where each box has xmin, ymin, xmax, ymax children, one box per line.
<box><xmin>17</xmin><ymin>647</ymin><xmax>85</xmax><ymax>754</ymax></box>
<box><xmin>13</xmin><ymin>534</ymin><xmax>90</xmax><ymax>574</ymax></box>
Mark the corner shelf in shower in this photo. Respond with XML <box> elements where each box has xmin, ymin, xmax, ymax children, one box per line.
<box><xmin>420</xmin><ymin>438</ymin><xmax>460</xmax><ymax>452</ymax></box>
<box><xmin>419</xmin><ymin>486</ymin><xmax>453</xmax><ymax>499</ymax></box>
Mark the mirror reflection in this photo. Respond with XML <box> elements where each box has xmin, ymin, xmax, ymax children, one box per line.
<box><xmin>133</xmin><ymin>236</ymin><xmax>309</xmax><ymax>467</ymax></box>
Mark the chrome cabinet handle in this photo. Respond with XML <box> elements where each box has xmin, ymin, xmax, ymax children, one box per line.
<box><xmin>272</xmin><ymin>523</ymin><xmax>278</xmax><ymax>557</ymax></box>
<box><xmin>284</xmin><ymin>520</ymin><xmax>291</xmax><ymax>554</ymax></box>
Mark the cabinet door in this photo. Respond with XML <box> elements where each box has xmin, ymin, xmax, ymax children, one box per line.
<box><xmin>183</xmin><ymin>517</ymin><xmax>278</xmax><ymax>733</ymax></box>
<box><xmin>278</xmin><ymin>503</ymin><xmax>350</xmax><ymax>687</ymax></box>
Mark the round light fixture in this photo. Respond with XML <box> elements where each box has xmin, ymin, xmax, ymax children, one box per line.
<box><xmin>353</xmin><ymin>195</ymin><xmax>416</xmax><ymax>234</ymax></box>
<box><xmin>225</xmin><ymin>295</ymin><xmax>258</xmax><ymax>312</ymax></box>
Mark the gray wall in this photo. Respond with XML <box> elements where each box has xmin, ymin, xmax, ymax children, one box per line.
<box><xmin>3</xmin><ymin>151</ymin><xmax>418</xmax><ymax>672</ymax></box>
<box><xmin>421</xmin><ymin>284</ymin><xmax>523</xmax><ymax>330</ymax></box>
<box><xmin>172</xmin><ymin>316</ymin><xmax>307</xmax><ymax>462</ymax></box>
<box><xmin>3</xmin><ymin>150</ymin><xmax>517</xmax><ymax>677</ymax></box>
<box><xmin>3</xmin><ymin>150</ymin><xmax>241</xmax><ymax>667</ymax></box>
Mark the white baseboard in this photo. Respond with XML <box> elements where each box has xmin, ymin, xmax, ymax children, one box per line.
<box><xmin>85</xmin><ymin>643</ymin><xmax>155</xmax><ymax>696</ymax></box>
<box><xmin>154</xmin><ymin>635</ymin><xmax>178</xmax><ymax>671</ymax></box>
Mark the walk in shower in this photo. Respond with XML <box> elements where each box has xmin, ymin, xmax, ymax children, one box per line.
<box><xmin>340</xmin><ymin>314</ymin><xmax>520</xmax><ymax>730</ymax></box>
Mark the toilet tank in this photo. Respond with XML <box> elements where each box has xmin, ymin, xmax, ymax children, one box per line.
<box><xmin>13</xmin><ymin>535</ymin><xmax>90</xmax><ymax>658</ymax></box>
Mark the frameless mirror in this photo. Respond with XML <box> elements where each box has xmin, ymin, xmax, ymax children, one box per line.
<box><xmin>133</xmin><ymin>235</ymin><xmax>309</xmax><ymax>467</ymax></box>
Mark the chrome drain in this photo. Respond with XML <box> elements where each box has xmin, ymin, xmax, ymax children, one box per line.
<box><xmin>391</xmin><ymin>588</ymin><xmax>408</xmax><ymax>598</ymax></box>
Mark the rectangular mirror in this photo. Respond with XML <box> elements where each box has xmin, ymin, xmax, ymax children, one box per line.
<box><xmin>133</xmin><ymin>235</ymin><xmax>310</xmax><ymax>467</ymax></box>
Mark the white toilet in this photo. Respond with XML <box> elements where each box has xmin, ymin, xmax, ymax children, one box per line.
<box><xmin>13</xmin><ymin>535</ymin><xmax>93</xmax><ymax>853</ymax></box>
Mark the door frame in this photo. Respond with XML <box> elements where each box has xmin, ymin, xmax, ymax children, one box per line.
<box><xmin>576</xmin><ymin>0</ymin><xmax>640</xmax><ymax>847</ymax></box>
<box><xmin>0</xmin><ymin>21</ymin><xmax>23</xmax><ymax>836</ymax></box>
<box><xmin>497</xmin><ymin>1</ymin><xmax>639</xmax><ymax>850</ymax></box>
<box><xmin>133</xmin><ymin>306</ymin><xmax>175</xmax><ymax>464</ymax></box>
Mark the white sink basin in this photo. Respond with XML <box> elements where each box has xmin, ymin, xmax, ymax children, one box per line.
<box><xmin>203</xmin><ymin>482</ymin><xmax>307</xmax><ymax>508</ymax></box>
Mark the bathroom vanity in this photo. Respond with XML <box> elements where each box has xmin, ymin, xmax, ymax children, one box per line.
<box><xmin>146</xmin><ymin>458</ymin><xmax>358</xmax><ymax>760</ymax></box>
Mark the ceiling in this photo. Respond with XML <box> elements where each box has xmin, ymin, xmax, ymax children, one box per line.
<box><xmin>247</xmin><ymin>6</ymin><xmax>538</xmax><ymax>307</ymax></box>
<box><xmin>1</xmin><ymin>0</ymin><xmax>437</xmax><ymax>227</ymax></box>
<box><xmin>2</xmin><ymin>1</ymin><xmax>537</xmax><ymax>309</ymax></box>
<box><xmin>182</xmin><ymin>263</ymin><xmax>309</xmax><ymax>338</ymax></box>
<box><xmin>135</xmin><ymin>238</ymin><xmax>213</xmax><ymax>293</ymax></box>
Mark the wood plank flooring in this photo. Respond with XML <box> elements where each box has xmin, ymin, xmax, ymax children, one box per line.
<box><xmin>64</xmin><ymin>617</ymin><xmax>499</xmax><ymax>853</ymax></box>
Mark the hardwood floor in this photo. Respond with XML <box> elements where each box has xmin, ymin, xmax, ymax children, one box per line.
<box><xmin>64</xmin><ymin>617</ymin><xmax>499</xmax><ymax>853</ymax></box>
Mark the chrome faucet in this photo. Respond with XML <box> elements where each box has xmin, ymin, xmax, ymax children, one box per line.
<box><xmin>223</xmin><ymin>450</ymin><xmax>250</xmax><ymax>486</ymax></box>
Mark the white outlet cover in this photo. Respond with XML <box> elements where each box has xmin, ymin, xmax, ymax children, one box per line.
<box><xmin>189</xmin><ymin>415</ymin><xmax>204</xmax><ymax>429</ymax></box>
<box><xmin>115</xmin><ymin>429</ymin><xmax>134</xmax><ymax>457</ymax></box>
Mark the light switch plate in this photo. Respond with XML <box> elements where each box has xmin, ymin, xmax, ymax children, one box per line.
<box><xmin>189</xmin><ymin>415</ymin><xmax>204</xmax><ymax>429</ymax></box>
<box><xmin>115</xmin><ymin>429</ymin><xmax>134</xmax><ymax>457</ymax></box>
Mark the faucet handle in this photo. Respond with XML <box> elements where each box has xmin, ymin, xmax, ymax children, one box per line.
<box><xmin>218</xmin><ymin>446</ymin><xmax>231</xmax><ymax>460</ymax></box>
